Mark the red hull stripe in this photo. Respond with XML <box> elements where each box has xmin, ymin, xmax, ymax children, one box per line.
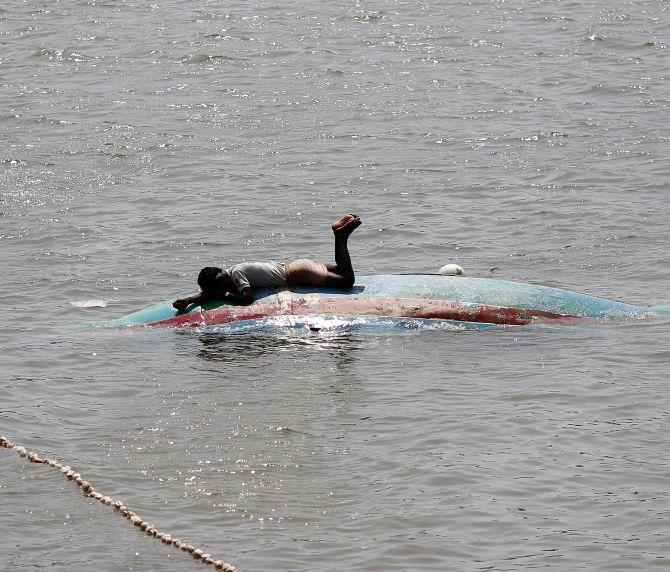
<box><xmin>148</xmin><ymin>297</ymin><xmax>575</xmax><ymax>329</ymax></box>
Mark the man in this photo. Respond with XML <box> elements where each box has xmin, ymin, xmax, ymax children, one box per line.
<box><xmin>173</xmin><ymin>214</ymin><xmax>361</xmax><ymax>311</ymax></box>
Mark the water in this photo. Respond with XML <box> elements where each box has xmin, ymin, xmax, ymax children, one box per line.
<box><xmin>2</xmin><ymin>0</ymin><xmax>669</xmax><ymax>570</ymax></box>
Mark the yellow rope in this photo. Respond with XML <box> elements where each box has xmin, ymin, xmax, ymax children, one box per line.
<box><xmin>1</xmin><ymin>435</ymin><xmax>237</xmax><ymax>571</ymax></box>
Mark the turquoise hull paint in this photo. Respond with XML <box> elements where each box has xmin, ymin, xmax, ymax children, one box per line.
<box><xmin>97</xmin><ymin>274</ymin><xmax>649</xmax><ymax>329</ymax></box>
<box><xmin>290</xmin><ymin>275</ymin><xmax>646</xmax><ymax>318</ymax></box>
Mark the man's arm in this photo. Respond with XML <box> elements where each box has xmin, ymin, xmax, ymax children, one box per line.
<box><xmin>173</xmin><ymin>288</ymin><xmax>253</xmax><ymax>311</ymax></box>
<box><xmin>173</xmin><ymin>292</ymin><xmax>211</xmax><ymax>312</ymax></box>
<box><xmin>224</xmin><ymin>287</ymin><xmax>254</xmax><ymax>306</ymax></box>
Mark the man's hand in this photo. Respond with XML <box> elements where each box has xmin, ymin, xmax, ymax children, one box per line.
<box><xmin>173</xmin><ymin>298</ymin><xmax>191</xmax><ymax>312</ymax></box>
<box><xmin>173</xmin><ymin>292</ymin><xmax>209</xmax><ymax>312</ymax></box>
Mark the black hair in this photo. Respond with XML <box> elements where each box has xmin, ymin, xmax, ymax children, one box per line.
<box><xmin>197</xmin><ymin>266</ymin><xmax>223</xmax><ymax>293</ymax></box>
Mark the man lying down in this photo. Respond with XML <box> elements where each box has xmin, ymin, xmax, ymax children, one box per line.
<box><xmin>173</xmin><ymin>214</ymin><xmax>362</xmax><ymax>311</ymax></box>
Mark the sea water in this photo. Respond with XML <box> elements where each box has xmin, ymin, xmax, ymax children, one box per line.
<box><xmin>2</xmin><ymin>1</ymin><xmax>670</xmax><ymax>570</ymax></box>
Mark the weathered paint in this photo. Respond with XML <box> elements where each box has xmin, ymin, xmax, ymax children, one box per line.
<box><xmin>93</xmin><ymin>274</ymin><xmax>650</xmax><ymax>330</ymax></box>
<box><xmin>148</xmin><ymin>296</ymin><xmax>573</xmax><ymax>329</ymax></box>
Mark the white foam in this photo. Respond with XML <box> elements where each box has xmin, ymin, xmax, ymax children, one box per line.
<box><xmin>70</xmin><ymin>299</ymin><xmax>109</xmax><ymax>308</ymax></box>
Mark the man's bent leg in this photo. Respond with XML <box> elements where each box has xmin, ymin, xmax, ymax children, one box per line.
<box><xmin>285</xmin><ymin>216</ymin><xmax>361</xmax><ymax>289</ymax></box>
<box><xmin>325</xmin><ymin>214</ymin><xmax>361</xmax><ymax>288</ymax></box>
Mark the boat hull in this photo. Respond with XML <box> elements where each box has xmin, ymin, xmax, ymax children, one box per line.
<box><xmin>97</xmin><ymin>275</ymin><xmax>649</xmax><ymax>330</ymax></box>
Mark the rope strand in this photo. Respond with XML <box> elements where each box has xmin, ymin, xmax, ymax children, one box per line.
<box><xmin>1</xmin><ymin>435</ymin><xmax>236</xmax><ymax>571</ymax></box>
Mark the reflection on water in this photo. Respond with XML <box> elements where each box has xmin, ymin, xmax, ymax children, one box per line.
<box><xmin>192</xmin><ymin>320</ymin><xmax>369</xmax><ymax>406</ymax></box>
<box><xmin>194</xmin><ymin>327</ymin><xmax>364</xmax><ymax>364</ymax></box>
<box><xmin>192</xmin><ymin>314</ymin><xmax>504</xmax><ymax>369</ymax></box>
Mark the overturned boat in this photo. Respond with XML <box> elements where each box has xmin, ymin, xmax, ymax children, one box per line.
<box><xmin>94</xmin><ymin>274</ymin><xmax>659</xmax><ymax>332</ymax></box>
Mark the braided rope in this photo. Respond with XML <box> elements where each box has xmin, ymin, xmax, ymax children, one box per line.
<box><xmin>1</xmin><ymin>435</ymin><xmax>236</xmax><ymax>571</ymax></box>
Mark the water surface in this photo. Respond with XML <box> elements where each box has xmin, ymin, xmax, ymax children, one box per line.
<box><xmin>2</xmin><ymin>1</ymin><xmax>670</xmax><ymax>570</ymax></box>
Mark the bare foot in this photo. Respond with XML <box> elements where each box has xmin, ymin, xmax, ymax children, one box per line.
<box><xmin>332</xmin><ymin>214</ymin><xmax>361</xmax><ymax>236</ymax></box>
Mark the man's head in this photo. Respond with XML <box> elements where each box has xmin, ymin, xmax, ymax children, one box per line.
<box><xmin>198</xmin><ymin>266</ymin><xmax>224</xmax><ymax>294</ymax></box>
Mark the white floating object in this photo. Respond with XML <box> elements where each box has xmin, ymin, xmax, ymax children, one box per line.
<box><xmin>438</xmin><ymin>264</ymin><xmax>465</xmax><ymax>276</ymax></box>
<box><xmin>70</xmin><ymin>299</ymin><xmax>108</xmax><ymax>308</ymax></box>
